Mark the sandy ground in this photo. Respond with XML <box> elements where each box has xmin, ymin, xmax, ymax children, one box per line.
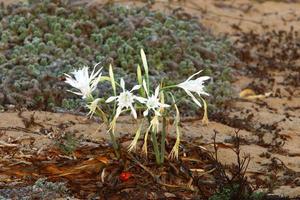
<box><xmin>159</xmin><ymin>0</ymin><xmax>300</xmax><ymax>33</ymax></box>
<box><xmin>87</xmin><ymin>0</ymin><xmax>300</xmax><ymax>33</ymax></box>
<box><xmin>1</xmin><ymin>91</ymin><xmax>300</xmax><ymax>196</ymax></box>
<box><xmin>2</xmin><ymin>0</ymin><xmax>300</xmax><ymax>33</ymax></box>
<box><xmin>0</xmin><ymin>0</ymin><xmax>300</xmax><ymax>197</ymax></box>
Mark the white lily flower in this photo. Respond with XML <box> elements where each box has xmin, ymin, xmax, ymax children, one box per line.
<box><xmin>65</xmin><ymin>63</ymin><xmax>102</xmax><ymax>99</ymax></box>
<box><xmin>177</xmin><ymin>70</ymin><xmax>210</xmax><ymax>107</ymax></box>
<box><xmin>105</xmin><ymin>78</ymin><xmax>143</xmax><ymax>119</ymax></box>
<box><xmin>142</xmin><ymin>84</ymin><xmax>170</xmax><ymax>117</ymax></box>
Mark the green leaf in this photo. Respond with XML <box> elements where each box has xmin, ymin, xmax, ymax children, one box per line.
<box><xmin>137</xmin><ymin>64</ymin><xmax>143</xmax><ymax>85</ymax></box>
<box><xmin>140</xmin><ymin>49</ymin><xmax>150</xmax><ymax>93</ymax></box>
<box><xmin>137</xmin><ymin>64</ymin><xmax>145</xmax><ymax>97</ymax></box>
<box><xmin>100</xmin><ymin>76</ymin><xmax>110</xmax><ymax>82</ymax></box>
<box><xmin>140</xmin><ymin>49</ymin><xmax>148</xmax><ymax>76</ymax></box>
<box><xmin>109</xmin><ymin>64</ymin><xmax>116</xmax><ymax>96</ymax></box>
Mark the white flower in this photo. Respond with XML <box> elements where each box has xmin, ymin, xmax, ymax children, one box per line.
<box><xmin>142</xmin><ymin>84</ymin><xmax>169</xmax><ymax>117</ymax></box>
<box><xmin>177</xmin><ymin>70</ymin><xmax>210</xmax><ymax>107</ymax></box>
<box><xmin>105</xmin><ymin>78</ymin><xmax>143</xmax><ymax>119</ymax></box>
<box><xmin>65</xmin><ymin>63</ymin><xmax>102</xmax><ymax>99</ymax></box>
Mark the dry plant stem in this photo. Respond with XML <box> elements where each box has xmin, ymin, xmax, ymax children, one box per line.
<box><xmin>212</xmin><ymin>130</ymin><xmax>230</xmax><ymax>183</ymax></box>
<box><xmin>0</xmin><ymin>127</ymin><xmax>40</xmax><ymax>134</ymax></box>
<box><xmin>213</xmin><ymin>130</ymin><xmax>218</xmax><ymax>161</ymax></box>
<box><xmin>128</xmin><ymin>154</ymin><xmax>196</xmax><ymax>191</ymax></box>
<box><xmin>160</xmin><ymin>116</ymin><xmax>167</xmax><ymax>164</ymax></box>
<box><xmin>0</xmin><ymin>140</ymin><xmax>18</xmax><ymax>147</ymax></box>
<box><xmin>94</xmin><ymin>106</ymin><xmax>120</xmax><ymax>159</ymax></box>
<box><xmin>200</xmin><ymin>97</ymin><xmax>209</xmax><ymax>125</ymax></box>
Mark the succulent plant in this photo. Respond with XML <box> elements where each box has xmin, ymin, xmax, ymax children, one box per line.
<box><xmin>0</xmin><ymin>0</ymin><xmax>237</xmax><ymax>115</ymax></box>
<box><xmin>0</xmin><ymin>178</ymin><xmax>70</xmax><ymax>199</ymax></box>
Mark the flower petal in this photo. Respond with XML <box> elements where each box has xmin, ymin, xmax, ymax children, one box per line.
<box><xmin>120</xmin><ymin>78</ymin><xmax>125</xmax><ymax>91</ymax></box>
<box><xmin>143</xmin><ymin>109</ymin><xmax>149</xmax><ymax>117</ymax></box>
<box><xmin>64</xmin><ymin>73</ymin><xmax>72</xmax><ymax>78</ymax></box>
<box><xmin>135</xmin><ymin>96</ymin><xmax>147</xmax><ymax>103</ymax></box>
<box><xmin>105</xmin><ymin>96</ymin><xmax>118</xmax><ymax>103</ymax></box>
<box><xmin>90</xmin><ymin>64</ymin><xmax>102</xmax><ymax>80</ymax></box>
<box><xmin>196</xmin><ymin>76</ymin><xmax>210</xmax><ymax>82</ymax></box>
<box><xmin>158</xmin><ymin>102</ymin><xmax>170</xmax><ymax>108</ymax></box>
<box><xmin>67</xmin><ymin>90</ymin><xmax>84</xmax><ymax>98</ymax></box>
<box><xmin>91</xmin><ymin>72</ymin><xmax>102</xmax><ymax>90</ymax></box>
<box><xmin>186</xmin><ymin>70</ymin><xmax>203</xmax><ymax>81</ymax></box>
<box><xmin>115</xmin><ymin>106</ymin><xmax>122</xmax><ymax>119</ymax></box>
<box><xmin>130</xmin><ymin>105</ymin><xmax>137</xmax><ymax>119</ymax></box>
<box><xmin>131</xmin><ymin>85</ymin><xmax>141</xmax><ymax>91</ymax></box>
<box><xmin>65</xmin><ymin>77</ymin><xmax>78</xmax><ymax>88</ymax></box>
<box><xmin>198</xmin><ymin>90</ymin><xmax>210</xmax><ymax>96</ymax></box>
<box><xmin>185</xmin><ymin>90</ymin><xmax>202</xmax><ymax>107</ymax></box>
<box><xmin>176</xmin><ymin>82</ymin><xmax>187</xmax><ymax>90</ymax></box>
<box><xmin>154</xmin><ymin>85</ymin><xmax>160</xmax><ymax>97</ymax></box>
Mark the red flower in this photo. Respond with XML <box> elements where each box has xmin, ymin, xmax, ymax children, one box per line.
<box><xmin>119</xmin><ymin>171</ymin><xmax>132</xmax><ymax>181</ymax></box>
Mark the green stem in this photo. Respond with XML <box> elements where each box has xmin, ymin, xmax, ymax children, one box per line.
<box><xmin>146</xmin><ymin>75</ymin><xmax>150</xmax><ymax>97</ymax></box>
<box><xmin>147</xmin><ymin>116</ymin><xmax>161</xmax><ymax>165</ymax></box>
<box><xmin>109</xmin><ymin>131</ymin><xmax>120</xmax><ymax>159</ymax></box>
<box><xmin>161</xmin><ymin>85</ymin><xmax>177</xmax><ymax>91</ymax></box>
<box><xmin>86</xmin><ymin>96</ymin><xmax>120</xmax><ymax>158</ymax></box>
<box><xmin>160</xmin><ymin>116</ymin><xmax>167</xmax><ymax>164</ymax></box>
<box><xmin>151</xmin><ymin>130</ymin><xmax>161</xmax><ymax>165</ymax></box>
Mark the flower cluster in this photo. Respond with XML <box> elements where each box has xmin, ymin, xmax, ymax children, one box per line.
<box><xmin>65</xmin><ymin>49</ymin><xmax>210</xmax><ymax>163</ymax></box>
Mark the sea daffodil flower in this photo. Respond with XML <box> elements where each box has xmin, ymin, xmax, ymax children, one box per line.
<box><xmin>65</xmin><ymin>63</ymin><xmax>102</xmax><ymax>99</ymax></box>
<box><xmin>141</xmin><ymin>82</ymin><xmax>170</xmax><ymax>117</ymax></box>
<box><xmin>105</xmin><ymin>78</ymin><xmax>143</xmax><ymax>119</ymax></box>
<box><xmin>177</xmin><ymin>70</ymin><xmax>210</xmax><ymax>107</ymax></box>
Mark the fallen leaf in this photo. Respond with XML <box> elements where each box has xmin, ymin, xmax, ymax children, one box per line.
<box><xmin>95</xmin><ymin>156</ymin><xmax>109</xmax><ymax>164</ymax></box>
<box><xmin>58</xmin><ymin>158</ymin><xmax>107</xmax><ymax>177</ymax></box>
<box><xmin>239</xmin><ymin>88</ymin><xmax>272</xmax><ymax>100</ymax></box>
<box><xmin>208</xmin><ymin>142</ymin><xmax>233</xmax><ymax>149</ymax></box>
<box><xmin>239</xmin><ymin>88</ymin><xmax>256</xmax><ymax>98</ymax></box>
<box><xmin>189</xmin><ymin>168</ymin><xmax>205</xmax><ymax>173</ymax></box>
<box><xmin>46</xmin><ymin>164</ymin><xmax>63</xmax><ymax>175</ymax></box>
<box><xmin>0</xmin><ymin>140</ymin><xmax>18</xmax><ymax>147</ymax></box>
<box><xmin>164</xmin><ymin>192</ymin><xmax>176</xmax><ymax>198</ymax></box>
